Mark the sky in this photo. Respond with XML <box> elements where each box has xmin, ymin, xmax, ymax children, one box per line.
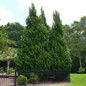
<box><xmin>0</xmin><ymin>0</ymin><xmax>86</xmax><ymax>26</ymax></box>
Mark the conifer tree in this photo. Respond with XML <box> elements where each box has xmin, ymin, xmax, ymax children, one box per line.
<box><xmin>15</xmin><ymin>4</ymin><xmax>50</xmax><ymax>70</ymax></box>
<box><xmin>49</xmin><ymin>11</ymin><xmax>71</xmax><ymax>70</ymax></box>
<box><xmin>39</xmin><ymin>8</ymin><xmax>50</xmax><ymax>30</ymax></box>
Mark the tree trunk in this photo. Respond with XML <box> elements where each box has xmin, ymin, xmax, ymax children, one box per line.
<box><xmin>7</xmin><ymin>59</ymin><xmax>10</xmax><ymax>72</ymax></box>
<box><xmin>77</xmin><ymin>32</ymin><xmax>82</xmax><ymax>68</ymax></box>
<box><xmin>79</xmin><ymin>51</ymin><xmax>82</xmax><ymax>68</ymax></box>
<box><xmin>80</xmin><ymin>59</ymin><xmax>82</xmax><ymax>68</ymax></box>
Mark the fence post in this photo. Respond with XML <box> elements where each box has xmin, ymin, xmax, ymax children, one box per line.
<box><xmin>14</xmin><ymin>69</ymin><xmax>16</xmax><ymax>86</ymax></box>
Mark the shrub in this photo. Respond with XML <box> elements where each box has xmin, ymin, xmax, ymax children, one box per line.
<box><xmin>0</xmin><ymin>67</ymin><xmax>3</xmax><ymax>72</ymax></box>
<box><xmin>78</xmin><ymin>67</ymin><xmax>85</xmax><ymax>73</ymax></box>
<box><xmin>17</xmin><ymin>75</ymin><xmax>27</xmax><ymax>85</ymax></box>
<box><xmin>28</xmin><ymin>72</ymin><xmax>39</xmax><ymax>83</ymax></box>
<box><xmin>6</xmin><ymin>67</ymin><xmax>15</xmax><ymax>75</ymax></box>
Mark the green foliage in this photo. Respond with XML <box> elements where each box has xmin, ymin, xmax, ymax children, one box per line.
<box><xmin>49</xmin><ymin>11</ymin><xmax>72</xmax><ymax>70</ymax></box>
<box><xmin>6</xmin><ymin>67</ymin><xmax>15</xmax><ymax>75</ymax></box>
<box><xmin>0</xmin><ymin>26</ymin><xmax>8</xmax><ymax>52</ymax></box>
<box><xmin>0</xmin><ymin>67</ymin><xmax>3</xmax><ymax>71</ymax></box>
<box><xmin>5</xmin><ymin>22</ymin><xmax>24</xmax><ymax>48</ymax></box>
<box><xmin>63</xmin><ymin>16</ymin><xmax>86</xmax><ymax>73</ymax></box>
<box><xmin>0</xmin><ymin>47</ymin><xmax>17</xmax><ymax>71</ymax></box>
<box><xmin>26</xmin><ymin>3</ymin><xmax>37</xmax><ymax>28</ymax></box>
<box><xmin>15</xmin><ymin>4</ymin><xmax>72</xmax><ymax>71</ymax></box>
<box><xmin>71</xmin><ymin>56</ymin><xmax>80</xmax><ymax>73</ymax></box>
<box><xmin>63</xmin><ymin>25</ymin><xmax>73</xmax><ymax>48</ymax></box>
<box><xmin>0</xmin><ymin>47</ymin><xmax>17</xmax><ymax>61</ymax></box>
<box><xmin>63</xmin><ymin>17</ymin><xmax>86</xmax><ymax>73</ymax></box>
<box><xmin>15</xmin><ymin>3</ymin><xmax>50</xmax><ymax>70</ymax></box>
<box><xmin>28</xmin><ymin>72</ymin><xmax>39</xmax><ymax>83</ymax></box>
<box><xmin>39</xmin><ymin>8</ymin><xmax>50</xmax><ymax>30</ymax></box>
<box><xmin>17</xmin><ymin>75</ymin><xmax>27</xmax><ymax>85</ymax></box>
<box><xmin>78</xmin><ymin>67</ymin><xmax>85</xmax><ymax>73</ymax></box>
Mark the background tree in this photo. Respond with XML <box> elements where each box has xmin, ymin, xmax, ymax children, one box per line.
<box><xmin>0</xmin><ymin>24</ymin><xmax>19</xmax><ymax>70</ymax></box>
<box><xmin>5</xmin><ymin>22</ymin><xmax>24</xmax><ymax>48</ymax></box>
<box><xmin>0</xmin><ymin>26</ymin><xmax>8</xmax><ymax>70</ymax></box>
<box><xmin>63</xmin><ymin>24</ymin><xmax>80</xmax><ymax>72</ymax></box>
<box><xmin>71</xmin><ymin>20</ymin><xmax>86</xmax><ymax>72</ymax></box>
<box><xmin>0</xmin><ymin>26</ymin><xmax>8</xmax><ymax>52</ymax></box>
<box><xmin>63</xmin><ymin>17</ymin><xmax>86</xmax><ymax>73</ymax></box>
<box><xmin>0</xmin><ymin>47</ymin><xmax>17</xmax><ymax>71</ymax></box>
<box><xmin>63</xmin><ymin>25</ymin><xmax>72</xmax><ymax>48</ymax></box>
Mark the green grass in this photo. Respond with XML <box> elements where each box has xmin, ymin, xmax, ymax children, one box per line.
<box><xmin>53</xmin><ymin>74</ymin><xmax>86</xmax><ymax>86</ymax></box>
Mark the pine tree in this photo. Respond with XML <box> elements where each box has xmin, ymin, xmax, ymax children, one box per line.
<box><xmin>15</xmin><ymin>4</ymin><xmax>50</xmax><ymax>70</ymax></box>
<box><xmin>49</xmin><ymin>11</ymin><xmax>71</xmax><ymax>70</ymax></box>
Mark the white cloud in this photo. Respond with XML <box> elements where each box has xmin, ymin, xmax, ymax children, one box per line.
<box><xmin>18</xmin><ymin>0</ymin><xmax>86</xmax><ymax>26</ymax></box>
<box><xmin>0</xmin><ymin>5</ymin><xmax>14</xmax><ymax>25</ymax></box>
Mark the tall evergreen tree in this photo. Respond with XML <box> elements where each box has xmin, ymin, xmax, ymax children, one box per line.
<box><xmin>49</xmin><ymin>11</ymin><xmax>71</xmax><ymax>70</ymax></box>
<box><xmin>39</xmin><ymin>8</ymin><xmax>50</xmax><ymax>30</ymax></box>
<box><xmin>15</xmin><ymin>4</ymin><xmax>50</xmax><ymax>70</ymax></box>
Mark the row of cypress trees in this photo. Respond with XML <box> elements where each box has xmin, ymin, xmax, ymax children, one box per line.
<box><xmin>15</xmin><ymin>4</ymin><xmax>71</xmax><ymax>70</ymax></box>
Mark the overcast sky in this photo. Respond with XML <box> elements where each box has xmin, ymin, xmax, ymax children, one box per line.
<box><xmin>0</xmin><ymin>0</ymin><xmax>86</xmax><ymax>26</ymax></box>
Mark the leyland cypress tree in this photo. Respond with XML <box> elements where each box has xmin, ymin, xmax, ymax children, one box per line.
<box><xmin>49</xmin><ymin>11</ymin><xmax>71</xmax><ymax>70</ymax></box>
<box><xmin>15</xmin><ymin>4</ymin><xmax>50</xmax><ymax>70</ymax></box>
<box><xmin>39</xmin><ymin>8</ymin><xmax>50</xmax><ymax>30</ymax></box>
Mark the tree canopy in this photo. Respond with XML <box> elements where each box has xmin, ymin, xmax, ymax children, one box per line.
<box><xmin>0</xmin><ymin>26</ymin><xmax>8</xmax><ymax>52</ymax></box>
<box><xmin>49</xmin><ymin>11</ymin><xmax>71</xmax><ymax>70</ymax></box>
<box><xmin>5</xmin><ymin>22</ymin><xmax>24</xmax><ymax>48</ymax></box>
<box><xmin>15</xmin><ymin>4</ymin><xmax>50</xmax><ymax>70</ymax></box>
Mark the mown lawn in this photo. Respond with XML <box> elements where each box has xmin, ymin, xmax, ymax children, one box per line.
<box><xmin>53</xmin><ymin>74</ymin><xmax>86</xmax><ymax>86</ymax></box>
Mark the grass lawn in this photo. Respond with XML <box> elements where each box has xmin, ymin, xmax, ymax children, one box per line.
<box><xmin>53</xmin><ymin>74</ymin><xmax>86</xmax><ymax>86</ymax></box>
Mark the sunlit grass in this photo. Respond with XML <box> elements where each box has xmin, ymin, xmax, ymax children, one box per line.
<box><xmin>53</xmin><ymin>74</ymin><xmax>86</xmax><ymax>86</ymax></box>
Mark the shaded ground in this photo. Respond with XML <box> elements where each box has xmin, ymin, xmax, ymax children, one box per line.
<box><xmin>0</xmin><ymin>78</ymin><xmax>70</xmax><ymax>86</ymax></box>
<box><xmin>0</xmin><ymin>74</ymin><xmax>70</xmax><ymax>86</ymax></box>
<box><xmin>25</xmin><ymin>82</ymin><xmax>70</xmax><ymax>86</ymax></box>
<box><xmin>1</xmin><ymin>74</ymin><xmax>86</xmax><ymax>86</ymax></box>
